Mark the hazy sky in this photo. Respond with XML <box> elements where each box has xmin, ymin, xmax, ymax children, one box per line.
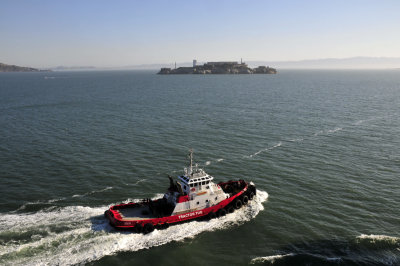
<box><xmin>1</xmin><ymin>0</ymin><xmax>400</xmax><ymax>67</ymax></box>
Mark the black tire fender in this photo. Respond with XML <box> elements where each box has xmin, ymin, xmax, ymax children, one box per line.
<box><xmin>209</xmin><ymin>212</ymin><xmax>217</xmax><ymax>219</ymax></box>
<box><xmin>135</xmin><ymin>223</ymin><xmax>143</xmax><ymax>233</ymax></box>
<box><xmin>242</xmin><ymin>195</ymin><xmax>249</xmax><ymax>205</ymax></box>
<box><xmin>249</xmin><ymin>192</ymin><xmax>255</xmax><ymax>200</ymax></box>
<box><xmin>155</xmin><ymin>223</ymin><xmax>163</xmax><ymax>229</ymax></box>
<box><xmin>217</xmin><ymin>208</ymin><xmax>227</xmax><ymax>217</ymax></box>
<box><xmin>143</xmin><ymin>223</ymin><xmax>154</xmax><ymax>234</ymax></box>
<box><xmin>234</xmin><ymin>199</ymin><xmax>243</xmax><ymax>209</ymax></box>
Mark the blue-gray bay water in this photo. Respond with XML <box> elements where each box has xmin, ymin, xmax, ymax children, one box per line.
<box><xmin>0</xmin><ymin>70</ymin><xmax>399</xmax><ymax>265</ymax></box>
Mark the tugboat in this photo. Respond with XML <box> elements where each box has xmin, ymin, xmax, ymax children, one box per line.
<box><xmin>105</xmin><ymin>150</ymin><xmax>256</xmax><ymax>233</ymax></box>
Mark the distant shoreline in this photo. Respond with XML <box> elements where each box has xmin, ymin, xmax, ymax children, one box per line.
<box><xmin>0</xmin><ymin>62</ymin><xmax>51</xmax><ymax>72</ymax></box>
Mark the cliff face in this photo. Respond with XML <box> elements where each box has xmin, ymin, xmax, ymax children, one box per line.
<box><xmin>0</xmin><ymin>63</ymin><xmax>49</xmax><ymax>72</ymax></box>
<box><xmin>158</xmin><ymin>62</ymin><xmax>277</xmax><ymax>74</ymax></box>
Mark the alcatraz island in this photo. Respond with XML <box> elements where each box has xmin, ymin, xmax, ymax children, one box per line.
<box><xmin>158</xmin><ymin>59</ymin><xmax>277</xmax><ymax>75</ymax></box>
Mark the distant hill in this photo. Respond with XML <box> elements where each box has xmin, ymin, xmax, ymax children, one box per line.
<box><xmin>247</xmin><ymin>57</ymin><xmax>400</xmax><ymax>69</ymax></box>
<box><xmin>0</xmin><ymin>62</ymin><xmax>50</xmax><ymax>72</ymax></box>
<box><xmin>51</xmin><ymin>65</ymin><xmax>96</xmax><ymax>71</ymax></box>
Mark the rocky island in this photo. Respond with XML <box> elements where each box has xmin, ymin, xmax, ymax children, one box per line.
<box><xmin>158</xmin><ymin>60</ymin><xmax>277</xmax><ymax>74</ymax></box>
<box><xmin>0</xmin><ymin>62</ymin><xmax>50</xmax><ymax>72</ymax></box>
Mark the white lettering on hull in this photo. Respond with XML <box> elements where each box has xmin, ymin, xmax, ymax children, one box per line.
<box><xmin>178</xmin><ymin>211</ymin><xmax>203</xmax><ymax>220</ymax></box>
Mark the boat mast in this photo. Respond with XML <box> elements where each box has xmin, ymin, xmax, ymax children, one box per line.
<box><xmin>189</xmin><ymin>149</ymin><xmax>193</xmax><ymax>175</ymax></box>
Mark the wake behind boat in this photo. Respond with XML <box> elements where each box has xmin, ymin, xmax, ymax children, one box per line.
<box><xmin>105</xmin><ymin>150</ymin><xmax>257</xmax><ymax>233</ymax></box>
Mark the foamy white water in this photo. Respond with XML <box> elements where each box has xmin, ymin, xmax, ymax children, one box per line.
<box><xmin>251</xmin><ymin>253</ymin><xmax>295</xmax><ymax>264</ymax></box>
<box><xmin>13</xmin><ymin>186</ymin><xmax>115</xmax><ymax>212</ymax></box>
<box><xmin>248</xmin><ymin>142</ymin><xmax>282</xmax><ymax>158</ymax></box>
<box><xmin>250</xmin><ymin>234</ymin><xmax>400</xmax><ymax>265</ymax></box>
<box><xmin>327</xmin><ymin>127</ymin><xmax>343</xmax><ymax>133</ymax></box>
<box><xmin>72</xmin><ymin>186</ymin><xmax>113</xmax><ymax>198</ymax></box>
<box><xmin>356</xmin><ymin>234</ymin><xmax>400</xmax><ymax>244</ymax></box>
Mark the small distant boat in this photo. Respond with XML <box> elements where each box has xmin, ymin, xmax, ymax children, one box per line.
<box><xmin>105</xmin><ymin>150</ymin><xmax>257</xmax><ymax>233</ymax></box>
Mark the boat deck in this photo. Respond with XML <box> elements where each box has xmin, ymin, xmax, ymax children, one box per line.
<box><xmin>117</xmin><ymin>205</ymin><xmax>157</xmax><ymax>221</ymax></box>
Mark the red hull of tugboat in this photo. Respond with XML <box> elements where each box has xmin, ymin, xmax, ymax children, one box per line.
<box><xmin>105</xmin><ymin>180</ymin><xmax>256</xmax><ymax>233</ymax></box>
